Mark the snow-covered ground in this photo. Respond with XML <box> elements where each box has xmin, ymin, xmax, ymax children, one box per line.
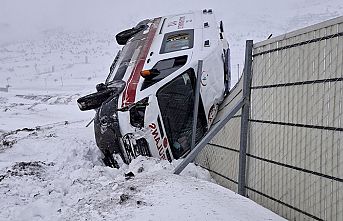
<box><xmin>0</xmin><ymin>85</ymin><xmax>284</xmax><ymax>220</ymax></box>
<box><xmin>0</xmin><ymin>29</ymin><xmax>285</xmax><ymax>220</ymax></box>
<box><xmin>0</xmin><ymin>118</ymin><xmax>285</xmax><ymax>221</ymax></box>
<box><xmin>0</xmin><ymin>125</ymin><xmax>284</xmax><ymax>221</ymax></box>
<box><xmin>1</xmin><ymin>0</ymin><xmax>343</xmax><ymax>220</ymax></box>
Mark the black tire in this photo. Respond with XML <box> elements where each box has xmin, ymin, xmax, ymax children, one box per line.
<box><xmin>77</xmin><ymin>89</ymin><xmax>113</xmax><ymax>111</ymax></box>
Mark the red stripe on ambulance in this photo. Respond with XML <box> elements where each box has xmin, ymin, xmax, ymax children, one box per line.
<box><xmin>122</xmin><ymin>18</ymin><xmax>161</xmax><ymax>107</ymax></box>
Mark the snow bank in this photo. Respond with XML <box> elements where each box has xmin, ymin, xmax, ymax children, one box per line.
<box><xmin>0</xmin><ymin>109</ymin><xmax>284</xmax><ymax>220</ymax></box>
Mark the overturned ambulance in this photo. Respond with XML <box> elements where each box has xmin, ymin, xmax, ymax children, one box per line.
<box><xmin>77</xmin><ymin>10</ymin><xmax>231</xmax><ymax>167</ymax></box>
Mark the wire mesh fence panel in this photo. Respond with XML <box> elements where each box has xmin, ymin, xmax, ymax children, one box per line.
<box><xmin>195</xmin><ymin>16</ymin><xmax>342</xmax><ymax>221</ymax></box>
<box><xmin>195</xmin><ymin>76</ymin><xmax>244</xmax><ymax>192</ymax></box>
<box><xmin>248</xmin><ymin>16</ymin><xmax>343</xmax><ymax>221</ymax></box>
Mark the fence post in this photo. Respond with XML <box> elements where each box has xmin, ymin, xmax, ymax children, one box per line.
<box><xmin>238</xmin><ymin>40</ymin><xmax>253</xmax><ymax>196</ymax></box>
<box><xmin>191</xmin><ymin>60</ymin><xmax>203</xmax><ymax>150</ymax></box>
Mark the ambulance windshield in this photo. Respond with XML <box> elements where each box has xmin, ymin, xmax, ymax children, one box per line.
<box><xmin>156</xmin><ymin>69</ymin><xmax>207</xmax><ymax>158</ymax></box>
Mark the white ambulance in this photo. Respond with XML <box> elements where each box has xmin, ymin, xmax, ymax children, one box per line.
<box><xmin>77</xmin><ymin>9</ymin><xmax>231</xmax><ymax>167</ymax></box>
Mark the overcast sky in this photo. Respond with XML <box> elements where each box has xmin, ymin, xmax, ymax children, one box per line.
<box><xmin>2</xmin><ymin>0</ymin><xmax>342</xmax><ymax>37</ymax></box>
<box><xmin>1</xmin><ymin>0</ymin><xmax>342</xmax><ymax>73</ymax></box>
<box><xmin>1</xmin><ymin>0</ymin><xmax>300</xmax><ymax>28</ymax></box>
<box><xmin>0</xmin><ymin>0</ymin><xmax>316</xmax><ymax>41</ymax></box>
<box><xmin>2</xmin><ymin>0</ymin><xmax>342</xmax><ymax>39</ymax></box>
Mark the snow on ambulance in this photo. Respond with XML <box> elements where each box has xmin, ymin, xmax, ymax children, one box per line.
<box><xmin>77</xmin><ymin>9</ymin><xmax>231</xmax><ymax>168</ymax></box>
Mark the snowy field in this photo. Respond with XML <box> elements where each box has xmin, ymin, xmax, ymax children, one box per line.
<box><xmin>1</xmin><ymin>0</ymin><xmax>343</xmax><ymax>220</ymax></box>
<box><xmin>0</xmin><ymin>29</ymin><xmax>284</xmax><ymax>221</ymax></box>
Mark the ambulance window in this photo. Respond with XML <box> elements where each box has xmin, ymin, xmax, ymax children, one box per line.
<box><xmin>141</xmin><ymin>55</ymin><xmax>187</xmax><ymax>90</ymax></box>
<box><xmin>156</xmin><ymin>69</ymin><xmax>207</xmax><ymax>159</ymax></box>
<box><xmin>160</xmin><ymin>29</ymin><xmax>194</xmax><ymax>54</ymax></box>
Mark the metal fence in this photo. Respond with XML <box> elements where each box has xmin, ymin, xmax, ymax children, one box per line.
<box><xmin>195</xmin><ymin>75</ymin><xmax>243</xmax><ymax>192</ymax></box>
<box><xmin>195</xmin><ymin>16</ymin><xmax>343</xmax><ymax>220</ymax></box>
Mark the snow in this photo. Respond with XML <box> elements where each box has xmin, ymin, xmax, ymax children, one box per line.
<box><xmin>1</xmin><ymin>0</ymin><xmax>342</xmax><ymax>220</ymax></box>
<box><xmin>0</xmin><ymin>109</ymin><xmax>284</xmax><ymax>220</ymax></box>
<box><xmin>0</xmin><ymin>48</ymin><xmax>283</xmax><ymax>220</ymax></box>
<box><xmin>0</xmin><ymin>80</ymin><xmax>285</xmax><ymax>220</ymax></box>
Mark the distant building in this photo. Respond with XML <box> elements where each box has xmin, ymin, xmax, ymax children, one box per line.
<box><xmin>0</xmin><ymin>85</ymin><xmax>10</xmax><ymax>92</ymax></box>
